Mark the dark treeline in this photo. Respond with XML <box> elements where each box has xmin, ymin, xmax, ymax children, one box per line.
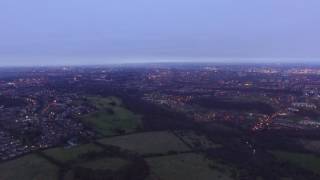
<box><xmin>0</xmin><ymin>95</ymin><xmax>26</xmax><ymax>107</ymax></box>
<box><xmin>193</xmin><ymin>97</ymin><xmax>276</xmax><ymax>115</ymax></box>
<box><xmin>67</xmin><ymin>144</ymin><xmax>150</xmax><ymax>180</ymax></box>
<box><xmin>72</xmin><ymin>156</ymin><xmax>149</xmax><ymax>180</ymax></box>
<box><xmin>256</xmin><ymin>129</ymin><xmax>320</xmax><ymax>140</ymax></box>
<box><xmin>205</xmin><ymin>146</ymin><xmax>320</xmax><ymax>180</ymax></box>
<box><xmin>122</xmin><ymin>95</ymin><xmax>196</xmax><ymax>131</ymax></box>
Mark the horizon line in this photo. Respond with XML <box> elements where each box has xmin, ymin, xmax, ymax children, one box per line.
<box><xmin>0</xmin><ymin>61</ymin><xmax>320</xmax><ymax>68</ymax></box>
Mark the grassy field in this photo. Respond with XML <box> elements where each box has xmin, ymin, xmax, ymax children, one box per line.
<box><xmin>82</xmin><ymin>96</ymin><xmax>142</xmax><ymax>136</ymax></box>
<box><xmin>175</xmin><ymin>130</ymin><xmax>222</xmax><ymax>149</ymax></box>
<box><xmin>98</xmin><ymin>131</ymin><xmax>190</xmax><ymax>155</ymax></box>
<box><xmin>271</xmin><ymin>150</ymin><xmax>320</xmax><ymax>175</ymax></box>
<box><xmin>146</xmin><ymin>153</ymin><xmax>236</xmax><ymax>180</ymax></box>
<box><xmin>0</xmin><ymin>154</ymin><xmax>59</xmax><ymax>180</ymax></box>
<box><xmin>43</xmin><ymin>143</ymin><xmax>104</xmax><ymax>163</ymax></box>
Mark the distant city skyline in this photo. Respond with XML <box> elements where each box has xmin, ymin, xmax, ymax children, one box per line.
<box><xmin>0</xmin><ymin>0</ymin><xmax>320</xmax><ymax>65</ymax></box>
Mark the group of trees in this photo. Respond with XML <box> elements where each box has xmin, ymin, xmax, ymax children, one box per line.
<box><xmin>71</xmin><ymin>145</ymin><xmax>150</xmax><ymax>180</ymax></box>
<box><xmin>205</xmin><ymin>144</ymin><xmax>319</xmax><ymax>180</ymax></box>
<box><xmin>73</xmin><ymin>160</ymin><xmax>149</xmax><ymax>180</ymax></box>
<box><xmin>192</xmin><ymin>97</ymin><xmax>275</xmax><ymax>115</ymax></box>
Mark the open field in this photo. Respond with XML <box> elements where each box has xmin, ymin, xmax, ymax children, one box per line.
<box><xmin>98</xmin><ymin>131</ymin><xmax>190</xmax><ymax>155</ymax></box>
<box><xmin>82</xmin><ymin>96</ymin><xmax>142</xmax><ymax>136</ymax></box>
<box><xmin>271</xmin><ymin>150</ymin><xmax>320</xmax><ymax>175</ymax></box>
<box><xmin>146</xmin><ymin>153</ymin><xmax>236</xmax><ymax>180</ymax></box>
<box><xmin>43</xmin><ymin>143</ymin><xmax>104</xmax><ymax>163</ymax></box>
<box><xmin>0</xmin><ymin>154</ymin><xmax>59</xmax><ymax>180</ymax></box>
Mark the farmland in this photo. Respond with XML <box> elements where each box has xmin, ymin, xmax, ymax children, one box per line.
<box><xmin>0</xmin><ymin>154</ymin><xmax>59</xmax><ymax>180</ymax></box>
<box><xmin>0</xmin><ymin>125</ymin><xmax>236</xmax><ymax>180</ymax></box>
<box><xmin>43</xmin><ymin>143</ymin><xmax>104</xmax><ymax>163</ymax></box>
<box><xmin>146</xmin><ymin>153</ymin><xmax>236</xmax><ymax>180</ymax></box>
<box><xmin>98</xmin><ymin>131</ymin><xmax>190</xmax><ymax>155</ymax></box>
<box><xmin>82</xmin><ymin>96</ymin><xmax>142</xmax><ymax>136</ymax></box>
<box><xmin>271</xmin><ymin>150</ymin><xmax>320</xmax><ymax>175</ymax></box>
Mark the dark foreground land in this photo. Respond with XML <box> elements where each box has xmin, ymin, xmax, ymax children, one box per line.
<box><xmin>1</xmin><ymin>64</ymin><xmax>320</xmax><ymax>180</ymax></box>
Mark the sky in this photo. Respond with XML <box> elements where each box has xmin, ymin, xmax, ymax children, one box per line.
<box><xmin>0</xmin><ymin>0</ymin><xmax>319</xmax><ymax>66</ymax></box>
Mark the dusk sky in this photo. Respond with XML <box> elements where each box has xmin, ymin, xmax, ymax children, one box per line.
<box><xmin>0</xmin><ymin>0</ymin><xmax>319</xmax><ymax>65</ymax></box>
